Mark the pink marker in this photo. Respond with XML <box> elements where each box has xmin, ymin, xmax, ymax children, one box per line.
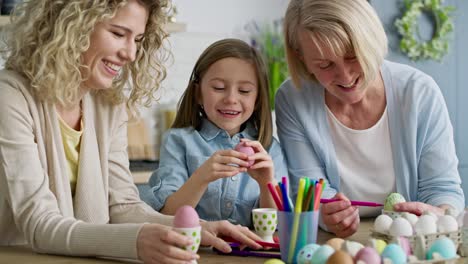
<box><xmin>320</xmin><ymin>198</ymin><xmax>383</xmax><ymax>207</ymax></box>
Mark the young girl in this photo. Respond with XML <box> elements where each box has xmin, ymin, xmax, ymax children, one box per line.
<box><xmin>143</xmin><ymin>38</ymin><xmax>287</xmax><ymax>227</ymax></box>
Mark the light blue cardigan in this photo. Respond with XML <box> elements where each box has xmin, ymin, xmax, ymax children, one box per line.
<box><xmin>275</xmin><ymin>60</ymin><xmax>465</xmax><ymax>212</ymax></box>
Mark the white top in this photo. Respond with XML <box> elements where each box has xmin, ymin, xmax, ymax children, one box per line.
<box><xmin>326</xmin><ymin>106</ymin><xmax>396</xmax><ymax>217</ymax></box>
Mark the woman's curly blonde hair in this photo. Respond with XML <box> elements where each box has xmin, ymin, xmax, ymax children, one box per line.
<box><xmin>1</xmin><ymin>0</ymin><xmax>170</xmax><ymax>108</ymax></box>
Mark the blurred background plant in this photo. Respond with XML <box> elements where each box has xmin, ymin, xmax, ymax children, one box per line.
<box><xmin>245</xmin><ymin>19</ymin><xmax>288</xmax><ymax>110</ymax></box>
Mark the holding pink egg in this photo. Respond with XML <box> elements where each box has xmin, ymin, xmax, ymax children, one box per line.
<box><xmin>234</xmin><ymin>142</ymin><xmax>255</xmax><ymax>167</ymax></box>
<box><xmin>143</xmin><ymin>39</ymin><xmax>288</xmax><ymax>227</ymax></box>
<box><xmin>173</xmin><ymin>206</ymin><xmax>202</xmax><ymax>264</ymax></box>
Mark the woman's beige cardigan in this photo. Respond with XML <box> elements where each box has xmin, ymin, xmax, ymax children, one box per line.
<box><xmin>0</xmin><ymin>70</ymin><xmax>173</xmax><ymax>260</ymax></box>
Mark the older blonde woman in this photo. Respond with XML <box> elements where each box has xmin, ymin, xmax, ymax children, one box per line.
<box><xmin>0</xmin><ymin>1</ymin><xmax>261</xmax><ymax>263</ymax></box>
<box><xmin>276</xmin><ymin>0</ymin><xmax>464</xmax><ymax>238</ymax></box>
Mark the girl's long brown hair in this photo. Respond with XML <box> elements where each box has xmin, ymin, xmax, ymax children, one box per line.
<box><xmin>172</xmin><ymin>38</ymin><xmax>273</xmax><ymax>148</ymax></box>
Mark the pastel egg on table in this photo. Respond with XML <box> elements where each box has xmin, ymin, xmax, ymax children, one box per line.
<box><xmin>325</xmin><ymin>238</ymin><xmax>344</xmax><ymax>251</ymax></box>
<box><xmin>325</xmin><ymin>250</ymin><xmax>353</xmax><ymax>264</ymax></box>
<box><xmin>391</xmin><ymin>236</ymin><xmax>412</xmax><ymax>256</ymax></box>
<box><xmin>426</xmin><ymin>237</ymin><xmax>457</xmax><ymax>260</ymax></box>
<box><xmin>310</xmin><ymin>245</ymin><xmax>335</xmax><ymax>264</ymax></box>
<box><xmin>296</xmin><ymin>243</ymin><xmax>320</xmax><ymax>264</ymax></box>
<box><xmin>366</xmin><ymin>238</ymin><xmax>387</xmax><ymax>255</ymax></box>
<box><xmin>341</xmin><ymin>240</ymin><xmax>364</xmax><ymax>257</ymax></box>
<box><xmin>264</xmin><ymin>259</ymin><xmax>285</xmax><ymax>264</ymax></box>
<box><xmin>355</xmin><ymin>247</ymin><xmax>381</xmax><ymax>264</ymax></box>
<box><xmin>381</xmin><ymin>244</ymin><xmax>407</xmax><ymax>264</ymax></box>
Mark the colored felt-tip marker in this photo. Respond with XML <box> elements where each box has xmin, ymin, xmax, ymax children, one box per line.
<box><xmin>320</xmin><ymin>198</ymin><xmax>383</xmax><ymax>207</ymax></box>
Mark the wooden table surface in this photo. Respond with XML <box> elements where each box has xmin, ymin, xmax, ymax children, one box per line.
<box><xmin>0</xmin><ymin>219</ymin><xmax>464</xmax><ymax>263</ymax></box>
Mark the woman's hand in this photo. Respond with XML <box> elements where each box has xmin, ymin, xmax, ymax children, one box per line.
<box><xmin>239</xmin><ymin>139</ymin><xmax>275</xmax><ymax>185</ymax></box>
<box><xmin>320</xmin><ymin>193</ymin><xmax>360</xmax><ymax>238</ymax></box>
<box><xmin>193</xmin><ymin>149</ymin><xmax>250</xmax><ymax>184</ymax></box>
<box><xmin>200</xmin><ymin>220</ymin><xmax>262</xmax><ymax>252</ymax></box>
<box><xmin>137</xmin><ymin>223</ymin><xmax>199</xmax><ymax>264</ymax></box>
<box><xmin>393</xmin><ymin>202</ymin><xmax>447</xmax><ymax>216</ymax></box>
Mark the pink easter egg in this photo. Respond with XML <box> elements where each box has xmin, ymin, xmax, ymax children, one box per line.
<box><xmin>174</xmin><ymin>205</ymin><xmax>200</xmax><ymax>228</ymax></box>
<box><xmin>235</xmin><ymin>143</ymin><xmax>255</xmax><ymax>166</ymax></box>
<box><xmin>355</xmin><ymin>247</ymin><xmax>381</xmax><ymax>264</ymax></box>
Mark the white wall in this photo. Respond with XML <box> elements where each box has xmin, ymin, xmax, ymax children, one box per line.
<box><xmin>143</xmin><ymin>0</ymin><xmax>288</xmax><ymax>156</ymax></box>
<box><xmin>171</xmin><ymin>0</ymin><xmax>288</xmax><ymax>34</ymax></box>
<box><xmin>156</xmin><ymin>0</ymin><xmax>289</xmax><ymax>105</ymax></box>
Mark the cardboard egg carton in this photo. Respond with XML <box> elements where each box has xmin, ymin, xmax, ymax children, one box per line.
<box><xmin>370</xmin><ymin>229</ymin><xmax>461</xmax><ymax>263</ymax></box>
<box><xmin>370</xmin><ymin>229</ymin><xmax>461</xmax><ymax>251</ymax></box>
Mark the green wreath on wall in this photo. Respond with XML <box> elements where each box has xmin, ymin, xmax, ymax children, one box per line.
<box><xmin>394</xmin><ymin>0</ymin><xmax>455</xmax><ymax>61</ymax></box>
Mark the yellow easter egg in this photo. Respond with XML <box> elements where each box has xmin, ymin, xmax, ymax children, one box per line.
<box><xmin>326</xmin><ymin>238</ymin><xmax>345</xmax><ymax>251</ymax></box>
<box><xmin>264</xmin><ymin>259</ymin><xmax>285</xmax><ymax>264</ymax></box>
<box><xmin>375</xmin><ymin>240</ymin><xmax>387</xmax><ymax>254</ymax></box>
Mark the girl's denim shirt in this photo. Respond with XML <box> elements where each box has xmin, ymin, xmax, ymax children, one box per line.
<box><xmin>144</xmin><ymin>119</ymin><xmax>288</xmax><ymax>227</ymax></box>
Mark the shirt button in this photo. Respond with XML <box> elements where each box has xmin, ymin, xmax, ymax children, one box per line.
<box><xmin>226</xmin><ymin>202</ymin><xmax>232</xmax><ymax>208</ymax></box>
<box><xmin>231</xmin><ymin>176</ymin><xmax>238</xmax><ymax>181</ymax></box>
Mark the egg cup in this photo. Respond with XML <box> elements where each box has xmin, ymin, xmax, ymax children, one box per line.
<box><xmin>173</xmin><ymin>226</ymin><xmax>202</xmax><ymax>263</ymax></box>
<box><xmin>252</xmin><ymin>208</ymin><xmax>277</xmax><ymax>243</ymax></box>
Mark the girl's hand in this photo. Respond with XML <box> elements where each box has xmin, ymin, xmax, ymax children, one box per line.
<box><xmin>200</xmin><ymin>221</ymin><xmax>262</xmax><ymax>252</ymax></box>
<box><xmin>193</xmin><ymin>149</ymin><xmax>250</xmax><ymax>184</ymax></box>
<box><xmin>393</xmin><ymin>202</ymin><xmax>446</xmax><ymax>216</ymax></box>
<box><xmin>239</xmin><ymin>139</ymin><xmax>275</xmax><ymax>186</ymax></box>
<box><xmin>321</xmin><ymin>193</ymin><xmax>360</xmax><ymax>238</ymax></box>
<box><xmin>137</xmin><ymin>223</ymin><xmax>199</xmax><ymax>264</ymax></box>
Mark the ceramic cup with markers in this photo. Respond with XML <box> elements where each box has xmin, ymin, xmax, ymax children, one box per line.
<box><xmin>252</xmin><ymin>208</ymin><xmax>277</xmax><ymax>243</ymax></box>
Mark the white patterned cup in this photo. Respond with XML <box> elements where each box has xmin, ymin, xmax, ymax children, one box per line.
<box><xmin>173</xmin><ymin>226</ymin><xmax>202</xmax><ymax>263</ymax></box>
<box><xmin>252</xmin><ymin>208</ymin><xmax>277</xmax><ymax>243</ymax></box>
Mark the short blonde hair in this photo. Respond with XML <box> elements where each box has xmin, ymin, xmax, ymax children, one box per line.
<box><xmin>172</xmin><ymin>39</ymin><xmax>274</xmax><ymax>148</ymax></box>
<box><xmin>1</xmin><ymin>0</ymin><xmax>170</xmax><ymax>108</ymax></box>
<box><xmin>284</xmin><ymin>0</ymin><xmax>387</xmax><ymax>88</ymax></box>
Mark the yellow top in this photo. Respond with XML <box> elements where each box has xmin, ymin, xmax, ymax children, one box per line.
<box><xmin>58</xmin><ymin>116</ymin><xmax>83</xmax><ymax>195</ymax></box>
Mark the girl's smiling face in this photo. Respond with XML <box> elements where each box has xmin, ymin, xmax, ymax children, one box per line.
<box><xmin>81</xmin><ymin>0</ymin><xmax>148</xmax><ymax>91</ymax></box>
<box><xmin>198</xmin><ymin>57</ymin><xmax>258</xmax><ymax>136</ymax></box>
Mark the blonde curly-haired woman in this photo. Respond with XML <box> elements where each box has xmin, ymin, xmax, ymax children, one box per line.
<box><xmin>0</xmin><ymin>1</ymin><xmax>261</xmax><ymax>263</ymax></box>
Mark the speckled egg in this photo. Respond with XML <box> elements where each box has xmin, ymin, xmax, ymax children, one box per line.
<box><xmin>367</xmin><ymin>238</ymin><xmax>387</xmax><ymax>254</ymax></box>
<box><xmin>384</xmin><ymin>193</ymin><xmax>406</xmax><ymax>211</ymax></box>
<box><xmin>388</xmin><ymin>217</ymin><xmax>413</xmax><ymax>236</ymax></box>
<box><xmin>296</xmin><ymin>243</ymin><xmax>320</xmax><ymax>264</ymax></box>
<box><xmin>426</xmin><ymin>237</ymin><xmax>457</xmax><ymax>260</ymax></box>
<box><xmin>310</xmin><ymin>245</ymin><xmax>335</xmax><ymax>264</ymax></box>
<box><xmin>414</xmin><ymin>215</ymin><xmax>437</xmax><ymax>235</ymax></box>
<box><xmin>326</xmin><ymin>238</ymin><xmax>345</xmax><ymax>251</ymax></box>
<box><xmin>325</xmin><ymin>250</ymin><xmax>353</xmax><ymax>264</ymax></box>
<box><xmin>354</xmin><ymin>247</ymin><xmax>381</xmax><ymax>264</ymax></box>
<box><xmin>374</xmin><ymin>214</ymin><xmax>393</xmax><ymax>233</ymax></box>
<box><xmin>381</xmin><ymin>244</ymin><xmax>407</xmax><ymax>264</ymax></box>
